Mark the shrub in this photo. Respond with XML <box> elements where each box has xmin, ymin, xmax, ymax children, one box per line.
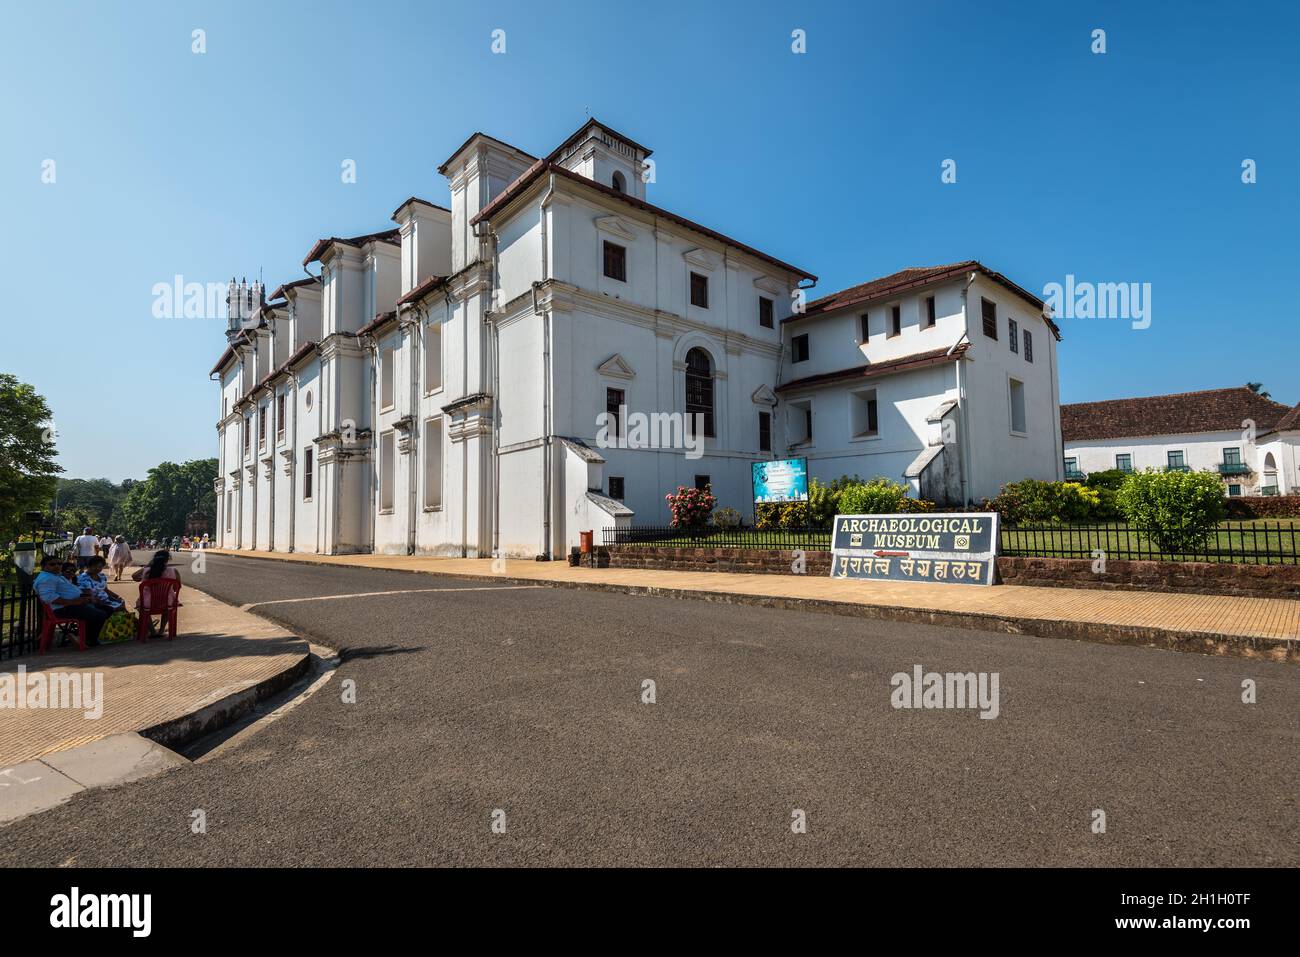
<box><xmin>712</xmin><ymin>506</ymin><xmax>742</xmax><ymax>528</ymax></box>
<box><xmin>806</xmin><ymin>479</ymin><xmax>839</xmax><ymax>527</ymax></box>
<box><xmin>1115</xmin><ymin>469</ymin><xmax>1226</xmax><ymax>553</ymax></box>
<box><xmin>665</xmin><ymin>484</ymin><xmax>716</xmax><ymax>528</ymax></box>
<box><xmin>1085</xmin><ymin>468</ymin><xmax>1129</xmax><ymax>491</ymax></box>
<box><xmin>985</xmin><ymin>479</ymin><xmax>1100</xmax><ymax>523</ymax></box>
<box><xmin>897</xmin><ymin>497</ymin><xmax>937</xmax><ymax>513</ymax></box>
<box><xmin>838</xmin><ymin>477</ymin><xmax>908</xmax><ymax>516</ymax></box>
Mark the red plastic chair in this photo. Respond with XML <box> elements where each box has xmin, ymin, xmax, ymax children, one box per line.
<box><xmin>137</xmin><ymin>577</ymin><xmax>183</xmax><ymax>641</ymax></box>
<box><xmin>38</xmin><ymin>601</ymin><xmax>86</xmax><ymax>655</ymax></box>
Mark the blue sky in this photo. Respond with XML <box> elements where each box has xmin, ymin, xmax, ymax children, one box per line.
<box><xmin>2</xmin><ymin>0</ymin><xmax>1296</xmax><ymax>481</ymax></box>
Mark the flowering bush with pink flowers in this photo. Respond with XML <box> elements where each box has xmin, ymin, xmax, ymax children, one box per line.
<box><xmin>665</xmin><ymin>484</ymin><xmax>717</xmax><ymax>528</ymax></box>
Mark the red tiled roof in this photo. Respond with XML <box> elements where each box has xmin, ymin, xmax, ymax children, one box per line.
<box><xmin>302</xmin><ymin>228</ymin><xmax>400</xmax><ymax>267</ymax></box>
<box><xmin>785</xmin><ymin>261</ymin><xmax>1058</xmax><ymax>337</ymax></box>
<box><xmin>546</xmin><ymin>118</ymin><xmax>654</xmax><ymax>161</ymax></box>
<box><xmin>390</xmin><ymin>196</ymin><xmax>451</xmax><ymax>220</ymax></box>
<box><xmin>209</xmin><ymin>335</ymin><xmax>246</xmax><ymax>376</ymax></box>
<box><xmin>470</xmin><ymin>160</ymin><xmax>816</xmax><ymax>281</ymax></box>
<box><xmin>269</xmin><ymin>276</ymin><xmax>318</xmax><ymax>301</ymax></box>
<box><xmin>1062</xmin><ymin>387</ymin><xmax>1294</xmax><ymax>441</ymax></box>
<box><xmin>358</xmin><ymin>311</ymin><xmax>397</xmax><ymax>337</ymax></box>
<box><xmin>1266</xmin><ymin>402</ymin><xmax>1300</xmax><ymax>435</ymax></box>
<box><xmin>776</xmin><ymin>344</ymin><xmax>969</xmax><ymax>394</ymax></box>
<box><xmin>436</xmin><ymin>131</ymin><xmax>536</xmax><ymax>175</ymax></box>
<box><xmin>396</xmin><ymin>275</ymin><xmax>447</xmax><ymax>306</ymax></box>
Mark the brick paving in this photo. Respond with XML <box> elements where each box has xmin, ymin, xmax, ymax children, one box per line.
<box><xmin>207</xmin><ymin>548</ymin><xmax>1299</xmax><ymax>658</ymax></box>
<box><xmin>0</xmin><ymin>585</ymin><xmax>308</xmax><ymax>767</ymax></box>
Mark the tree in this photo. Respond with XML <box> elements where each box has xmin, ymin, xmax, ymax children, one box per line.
<box><xmin>116</xmin><ymin>458</ymin><xmax>217</xmax><ymax>539</ymax></box>
<box><xmin>1247</xmin><ymin>382</ymin><xmax>1271</xmax><ymax>400</ymax></box>
<box><xmin>0</xmin><ymin>373</ymin><xmax>61</xmax><ymax>543</ymax></box>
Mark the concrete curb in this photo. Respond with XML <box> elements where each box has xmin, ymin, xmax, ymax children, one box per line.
<box><xmin>207</xmin><ymin>551</ymin><xmax>1298</xmax><ymax>663</ymax></box>
<box><xmin>139</xmin><ymin>652</ymin><xmax>312</xmax><ymax>752</ymax></box>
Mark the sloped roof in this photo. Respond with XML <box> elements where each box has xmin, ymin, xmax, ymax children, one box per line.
<box><xmin>471</xmin><ymin>160</ymin><xmax>815</xmax><ymax>281</ymax></box>
<box><xmin>302</xmin><ymin>228</ymin><xmax>400</xmax><ymax>267</ymax></box>
<box><xmin>786</xmin><ymin>261</ymin><xmax>1059</xmax><ymax>337</ymax></box>
<box><xmin>776</xmin><ymin>344</ymin><xmax>969</xmax><ymax>394</ymax></box>
<box><xmin>1062</xmin><ymin>387</ymin><xmax>1293</xmax><ymax>441</ymax></box>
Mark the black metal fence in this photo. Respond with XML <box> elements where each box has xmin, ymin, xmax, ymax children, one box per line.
<box><xmin>999</xmin><ymin>521</ymin><xmax>1300</xmax><ymax>565</ymax></box>
<box><xmin>0</xmin><ymin>582</ymin><xmax>40</xmax><ymax>659</ymax></box>
<box><xmin>604</xmin><ymin>520</ymin><xmax>1300</xmax><ymax>565</ymax></box>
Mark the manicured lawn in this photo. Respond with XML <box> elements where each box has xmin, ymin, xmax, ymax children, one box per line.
<box><xmin>612</xmin><ymin>519</ymin><xmax>1300</xmax><ymax>564</ymax></box>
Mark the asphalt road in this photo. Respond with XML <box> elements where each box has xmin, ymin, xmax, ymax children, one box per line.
<box><xmin>2</xmin><ymin>552</ymin><xmax>1296</xmax><ymax>866</ymax></box>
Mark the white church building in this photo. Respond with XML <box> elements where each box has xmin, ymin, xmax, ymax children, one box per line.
<box><xmin>211</xmin><ymin>119</ymin><xmax>1064</xmax><ymax>558</ymax></box>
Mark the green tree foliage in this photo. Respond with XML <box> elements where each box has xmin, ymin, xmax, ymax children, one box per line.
<box><xmin>116</xmin><ymin>458</ymin><xmax>218</xmax><ymax>539</ymax></box>
<box><xmin>0</xmin><ymin>373</ymin><xmax>61</xmax><ymax>542</ymax></box>
<box><xmin>1115</xmin><ymin>469</ymin><xmax>1226</xmax><ymax>553</ymax></box>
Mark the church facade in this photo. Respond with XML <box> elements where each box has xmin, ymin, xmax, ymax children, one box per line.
<box><xmin>211</xmin><ymin>119</ymin><xmax>1063</xmax><ymax>558</ymax></box>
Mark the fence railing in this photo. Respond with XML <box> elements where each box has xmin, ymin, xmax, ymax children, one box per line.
<box><xmin>604</xmin><ymin>520</ymin><xmax>1300</xmax><ymax>565</ymax></box>
<box><xmin>0</xmin><ymin>582</ymin><xmax>40</xmax><ymax>659</ymax></box>
<box><xmin>999</xmin><ymin>521</ymin><xmax>1299</xmax><ymax>564</ymax></box>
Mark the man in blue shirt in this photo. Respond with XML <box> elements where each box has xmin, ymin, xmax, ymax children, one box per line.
<box><xmin>33</xmin><ymin>554</ymin><xmax>106</xmax><ymax>646</ymax></box>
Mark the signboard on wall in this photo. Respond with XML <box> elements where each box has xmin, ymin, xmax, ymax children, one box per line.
<box><xmin>829</xmin><ymin>511</ymin><xmax>1001</xmax><ymax>586</ymax></box>
<box><xmin>752</xmin><ymin>458</ymin><xmax>809</xmax><ymax>504</ymax></box>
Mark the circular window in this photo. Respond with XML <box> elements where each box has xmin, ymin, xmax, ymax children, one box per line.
<box><xmin>304</xmin><ymin>389</ymin><xmax>313</xmax><ymax>411</ymax></box>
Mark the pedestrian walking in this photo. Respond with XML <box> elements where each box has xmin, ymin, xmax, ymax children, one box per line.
<box><xmin>108</xmin><ymin>535</ymin><xmax>132</xmax><ymax>581</ymax></box>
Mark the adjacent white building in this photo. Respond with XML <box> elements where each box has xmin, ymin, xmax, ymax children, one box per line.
<box><xmin>1062</xmin><ymin>386</ymin><xmax>1300</xmax><ymax>496</ymax></box>
<box><xmin>212</xmin><ymin>119</ymin><xmax>1065</xmax><ymax>559</ymax></box>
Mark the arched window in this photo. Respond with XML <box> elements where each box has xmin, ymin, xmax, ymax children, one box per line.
<box><xmin>684</xmin><ymin>347</ymin><xmax>715</xmax><ymax>438</ymax></box>
<box><xmin>612</xmin><ymin>170</ymin><xmax>626</xmax><ymax>193</ymax></box>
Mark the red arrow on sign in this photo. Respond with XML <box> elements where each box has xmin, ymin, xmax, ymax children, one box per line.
<box><xmin>873</xmin><ymin>550</ymin><xmax>909</xmax><ymax>558</ymax></box>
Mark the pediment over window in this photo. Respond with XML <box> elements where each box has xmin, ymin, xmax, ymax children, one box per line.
<box><xmin>597</xmin><ymin>353</ymin><xmax>636</xmax><ymax>380</ymax></box>
<box><xmin>683</xmin><ymin>247</ymin><xmax>717</xmax><ymax>271</ymax></box>
<box><xmin>753</xmin><ymin>275</ymin><xmax>785</xmax><ymax>296</ymax></box>
<box><xmin>595</xmin><ymin>215</ymin><xmax>637</xmax><ymax>241</ymax></box>
<box><xmin>751</xmin><ymin>384</ymin><xmax>778</xmax><ymax>407</ymax></box>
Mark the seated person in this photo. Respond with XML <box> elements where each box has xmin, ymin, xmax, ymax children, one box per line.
<box><xmin>76</xmin><ymin>556</ymin><xmax>126</xmax><ymax>612</ymax></box>
<box><xmin>33</xmin><ymin>554</ymin><xmax>107</xmax><ymax>647</ymax></box>
<box><xmin>132</xmin><ymin>550</ymin><xmax>181</xmax><ymax>636</ymax></box>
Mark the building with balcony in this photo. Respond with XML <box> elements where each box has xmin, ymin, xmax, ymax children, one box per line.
<box><xmin>1061</xmin><ymin>386</ymin><xmax>1300</xmax><ymax>496</ymax></box>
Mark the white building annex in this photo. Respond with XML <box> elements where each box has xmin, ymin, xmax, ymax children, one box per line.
<box><xmin>1062</xmin><ymin>386</ymin><xmax>1300</xmax><ymax>496</ymax></box>
<box><xmin>212</xmin><ymin>119</ymin><xmax>1065</xmax><ymax>559</ymax></box>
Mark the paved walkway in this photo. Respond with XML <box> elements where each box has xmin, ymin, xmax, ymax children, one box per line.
<box><xmin>0</xmin><ymin>585</ymin><xmax>309</xmax><ymax>769</ymax></box>
<box><xmin>206</xmin><ymin>549</ymin><xmax>1299</xmax><ymax>661</ymax></box>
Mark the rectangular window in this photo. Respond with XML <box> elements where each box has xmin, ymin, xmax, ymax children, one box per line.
<box><xmin>1228</xmin><ymin>484</ymin><xmax>1242</xmax><ymax>497</ymax></box>
<box><xmin>792</xmin><ymin>333</ymin><xmax>810</xmax><ymax>363</ymax></box>
<box><xmin>225</xmin><ymin>492</ymin><xmax>233</xmax><ymax>532</ymax></box>
<box><xmin>1009</xmin><ymin>318</ymin><xmax>1019</xmax><ymax>353</ymax></box>
<box><xmin>888</xmin><ymin>305</ymin><xmax>901</xmax><ymax>338</ymax></box>
<box><xmin>790</xmin><ymin>400</ymin><xmax>812</xmax><ymax>444</ymax></box>
<box><xmin>276</xmin><ymin>393</ymin><xmax>285</xmax><ymax>440</ymax></box>
<box><xmin>603</xmin><ymin>241</ymin><xmax>626</xmax><ymax>282</ymax></box>
<box><xmin>303</xmin><ymin>448</ymin><xmax>314</xmax><ymax>500</ymax></box>
<box><xmin>690</xmin><ymin>272</ymin><xmax>709</xmax><ymax>308</ymax></box>
<box><xmin>1064</xmin><ymin>457</ymin><xmax>1078</xmax><ymax>473</ymax></box>
<box><xmin>243</xmin><ymin>417</ymin><xmax>249</xmax><ymax>452</ymax></box>
<box><xmin>1223</xmin><ymin>447</ymin><xmax>1241</xmax><ymax>465</ymax></box>
<box><xmin>1116</xmin><ymin>453</ymin><xmax>1133</xmax><ymax>472</ymax></box>
<box><xmin>608</xmin><ymin>476</ymin><xmax>625</xmax><ymax>500</ymax></box>
<box><xmin>258</xmin><ymin>405</ymin><xmax>266</xmax><ymax>448</ymax></box>
<box><xmin>981</xmin><ymin>299</ymin><xmax>997</xmax><ymax>339</ymax></box>
<box><xmin>1167</xmin><ymin>450</ymin><xmax>1185</xmax><ymax>470</ymax></box>
<box><xmin>759</xmin><ymin>296</ymin><xmax>774</xmax><ymax>329</ymax></box>
<box><xmin>694</xmin><ymin>475</ymin><xmax>711</xmax><ymax>491</ymax></box>
<box><xmin>859</xmin><ymin>313</ymin><xmax>870</xmax><ymax>343</ymax></box>
<box><xmin>606</xmin><ymin>387</ymin><xmax>624</xmax><ymax>438</ymax></box>
<box><xmin>1023</xmin><ymin>329</ymin><xmax>1033</xmax><ymax>362</ymax></box>
<box><xmin>1009</xmin><ymin>378</ymin><xmax>1027</xmax><ymax>434</ymax></box>
<box><xmin>424</xmin><ymin>417</ymin><xmax>443</xmax><ymax>509</ymax></box>
<box><xmin>924</xmin><ymin>296</ymin><xmax>936</xmax><ymax>328</ymax></box>
<box><xmin>851</xmin><ymin>389</ymin><xmax>878</xmax><ymax>438</ymax></box>
<box><xmin>758</xmin><ymin>410</ymin><xmax>771</xmax><ymax>452</ymax></box>
<box><xmin>380</xmin><ymin>346</ymin><xmax>395</xmax><ymax>410</ymax></box>
<box><xmin>379</xmin><ymin>431</ymin><xmax>396</xmax><ymax>512</ymax></box>
<box><xmin>424</xmin><ymin>321</ymin><xmax>443</xmax><ymax>392</ymax></box>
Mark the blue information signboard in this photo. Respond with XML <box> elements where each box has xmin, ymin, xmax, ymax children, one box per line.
<box><xmin>752</xmin><ymin>458</ymin><xmax>809</xmax><ymax>504</ymax></box>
